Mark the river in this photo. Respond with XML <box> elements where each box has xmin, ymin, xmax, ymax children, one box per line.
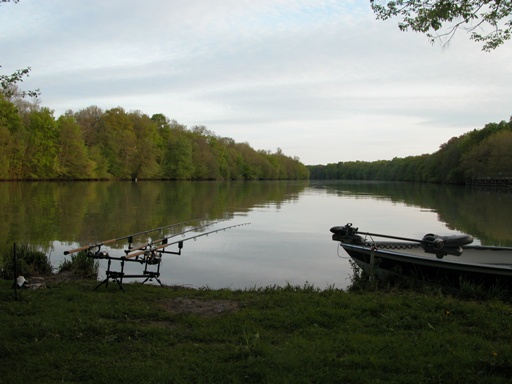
<box><xmin>1</xmin><ymin>180</ymin><xmax>511</xmax><ymax>289</ymax></box>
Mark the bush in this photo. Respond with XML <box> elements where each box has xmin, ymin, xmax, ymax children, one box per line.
<box><xmin>0</xmin><ymin>243</ymin><xmax>53</xmax><ymax>279</ymax></box>
<box><xmin>58</xmin><ymin>251</ymin><xmax>99</xmax><ymax>279</ymax></box>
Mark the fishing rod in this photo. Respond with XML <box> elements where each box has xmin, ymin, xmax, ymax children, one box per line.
<box><xmin>125</xmin><ymin>222</ymin><xmax>251</xmax><ymax>259</ymax></box>
<box><xmin>64</xmin><ymin>218</ymin><xmax>204</xmax><ymax>255</ymax></box>
<box><xmin>124</xmin><ymin>219</ymin><xmax>228</xmax><ymax>254</ymax></box>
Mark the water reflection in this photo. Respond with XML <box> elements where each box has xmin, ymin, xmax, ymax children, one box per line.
<box><xmin>1</xmin><ymin>180</ymin><xmax>511</xmax><ymax>289</ymax></box>
<box><xmin>0</xmin><ymin>181</ymin><xmax>309</xmax><ymax>248</ymax></box>
<box><xmin>318</xmin><ymin>181</ymin><xmax>512</xmax><ymax>246</ymax></box>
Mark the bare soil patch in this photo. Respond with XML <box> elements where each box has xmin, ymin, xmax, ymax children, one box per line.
<box><xmin>160</xmin><ymin>297</ymin><xmax>240</xmax><ymax>317</ymax></box>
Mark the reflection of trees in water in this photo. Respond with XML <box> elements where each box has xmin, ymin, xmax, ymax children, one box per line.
<box><xmin>0</xmin><ymin>181</ymin><xmax>309</xmax><ymax>250</ymax></box>
<box><xmin>3</xmin><ymin>180</ymin><xmax>510</xmax><ymax>250</ymax></box>
<box><xmin>321</xmin><ymin>181</ymin><xmax>512</xmax><ymax>246</ymax></box>
<box><xmin>440</xmin><ymin>188</ymin><xmax>512</xmax><ymax>246</ymax></box>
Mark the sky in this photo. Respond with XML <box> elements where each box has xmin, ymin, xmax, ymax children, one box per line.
<box><xmin>1</xmin><ymin>0</ymin><xmax>511</xmax><ymax>165</ymax></box>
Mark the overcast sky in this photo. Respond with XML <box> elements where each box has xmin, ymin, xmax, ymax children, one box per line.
<box><xmin>1</xmin><ymin>1</ymin><xmax>511</xmax><ymax>165</ymax></box>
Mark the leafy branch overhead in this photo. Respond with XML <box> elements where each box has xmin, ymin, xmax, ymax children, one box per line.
<box><xmin>0</xmin><ymin>66</ymin><xmax>40</xmax><ymax>99</ymax></box>
<box><xmin>1</xmin><ymin>1</ymin><xmax>40</xmax><ymax>98</ymax></box>
<box><xmin>370</xmin><ymin>0</ymin><xmax>512</xmax><ymax>51</ymax></box>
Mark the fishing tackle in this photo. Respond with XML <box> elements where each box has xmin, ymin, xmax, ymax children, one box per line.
<box><xmin>63</xmin><ymin>220</ymin><xmax>250</xmax><ymax>291</ymax></box>
<box><xmin>64</xmin><ymin>218</ymin><xmax>203</xmax><ymax>255</ymax></box>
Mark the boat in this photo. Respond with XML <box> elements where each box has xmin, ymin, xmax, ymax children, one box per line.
<box><xmin>330</xmin><ymin>223</ymin><xmax>512</xmax><ymax>287</ymax></box>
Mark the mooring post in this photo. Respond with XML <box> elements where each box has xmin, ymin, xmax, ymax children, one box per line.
<box><xmin>369</xmin><ymin>245</ymin><xmax>376</xmax><ymax>284</ymax></box>
<box><xmin>13</xmin><ymin>243</ymin><xmax>18</xmax><ymax>300</ymax></box>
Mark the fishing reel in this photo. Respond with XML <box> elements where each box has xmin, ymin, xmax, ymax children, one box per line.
<box><xmin>87</xmin><ymin>247</ymin><xmax>110</xmax><ymax>259</ymax></box>
<box><xmin>143</xmin><ymin>249</ymin><xmax>162</xmax><ymax>265</ymax></box>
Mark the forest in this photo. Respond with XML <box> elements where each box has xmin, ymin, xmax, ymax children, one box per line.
<box><xmin>0</xmin><ymin>93</ymin><xmax>309</xmax><ymax>181</ymax></box>
<box><xmin>308</xmin><ymin>117</ymin><xmax>512</xmax><ymax>184</ymax></box>
<box><xmin>2</xmin><ymin>82</ymin><xmax>510</xmax><ymax>184</ymax></box>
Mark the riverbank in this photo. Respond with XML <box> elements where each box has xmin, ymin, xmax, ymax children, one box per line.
<box><xmin>2</xmin><ymin>279</ymin><xmax>512</xmax><ymax>383</ymax></box>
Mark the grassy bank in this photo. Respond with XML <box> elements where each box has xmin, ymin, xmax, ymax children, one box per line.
<box><xmin>2</xmin><ymin>279</ymin><xmax>512</xmax><ymax>384</ymax></box>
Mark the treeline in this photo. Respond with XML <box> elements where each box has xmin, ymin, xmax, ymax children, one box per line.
<box><xmin>0</xmin><ymin>95</ymin><xmax>309</xmax><ymax>181</ymax></box>
<box><xmin>309</xmin><ymin>117</ymin><xmax>512</xmax><ymax>184</ymax></box>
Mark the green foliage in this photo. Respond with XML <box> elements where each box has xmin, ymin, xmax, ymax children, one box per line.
<box><xmin>347</xmin><ymin>258</ymin><xmax>510</xmax><ymax>300</ymax></box>
<box><xmin>129</xmin><ymin>111</ymin><xmax>163</xmax><ymax>179</ymax></box>
<box><xmin>164</xmin><ymin>132</ymin><xmax>195</xmax><ymax>179</ymax></box>
<box><xmin>0</xmin><ymin>93</ymin><xmax>22</xmax><ymax>133</ymax></box>
<box><xmin>26</xmin><ymin>108</ymin><xmax>60</xmax><ymax>179</ymax></box>
<box><xmin>0</xmin><ymin>243</ymin><xmax>52</xmax><ymax>279</ymax></box>
<box><xmin>73</xmin><ymin>105</ymin><xmax>103</xmax><ymax>147</ymax></box>
<box><xmin>0</xmin><ymin>95</ymin><xmax>26</xmax><ymax>179</ymax></box>
<box><xmin>58</xmin><ymin>251</ymin><xmax>99</xmax><ymax>279</ymax></box>
<box><xmin>346</xmin><ymin>259</ymin><xmax>375</xmax><ymax>292</ymax></box>
<box><xmin>371</xmin><ymin>0</ymin><xmax>512</xmax><ymax>51</ymax></box>
<box><xmin>461</xmin><ymin>127</ymin><xmax>512</xmax><ymax>179</ymax></box>
<box><xmin>98</xmin><ymin>107</ymin><xmax>137</xmax><ymax>179</ymax></box>
<box><xmin>57</xmin><ymin>115</ymin><xmax>95</xmax><ymax>179</ymax></box>
<box><xmin>0</xmin><ymin>97</ymin><xmax>308</xmax><ymax>180</ymax></box>
<box><xmin>0</xmin><ymin>66</ymin><xmax>40</xmax><ymax>99</ymax></box>
<box><xmin>309</xmin><ymin>117</ymin><xmax>512</xmax><ymax>184</ymax></box>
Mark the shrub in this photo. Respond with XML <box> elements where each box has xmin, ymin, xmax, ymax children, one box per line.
<box><xmin>58</xmin><ymin>251</ymin><xmax>99</xmax><ymax>279</ymax></box>
<box><xmin>0</xmin><ymin>243</ymin><xmax>53</xmax><ymax>279</ymax></box>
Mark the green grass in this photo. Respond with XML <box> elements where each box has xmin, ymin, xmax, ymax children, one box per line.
<box><xmin>2</xmin><ymin>279</ymin><xmax>512</xmax><ymax>383</ymax></box>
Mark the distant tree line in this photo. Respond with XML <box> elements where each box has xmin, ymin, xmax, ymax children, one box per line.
<box><xmin>309</xmin><ymin>117</ymin><xmax>512</xmax><ymax>184</ymax></box>
<box><xmin>0</xmin><ymin>93</ymin><xmax>309</xmax><ymax>181</ymax></box>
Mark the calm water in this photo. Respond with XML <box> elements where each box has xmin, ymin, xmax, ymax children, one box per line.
<box><xmin>1</xmin><ymin>180</ymin><xmax>511</xmax><ymax>289</ymax></box>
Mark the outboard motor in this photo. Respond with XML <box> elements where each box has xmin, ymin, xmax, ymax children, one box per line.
<box><xmin>422</xmin><ymin>233</ymin><xmax>474</xmax><ymax>258</ymax></box>
<box><xmin>330</xmin><ymin>223</ymin><xmax>364</xmax><ymax>245</ymax></box>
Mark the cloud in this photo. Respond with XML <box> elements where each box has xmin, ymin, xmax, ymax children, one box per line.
<box><xmin>1</xmin><ymin>0</ymin><xmax>511</xmax><ymax>164</ymax></box>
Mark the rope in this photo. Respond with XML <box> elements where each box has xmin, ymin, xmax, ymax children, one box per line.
<box><xmin>336</xmin><ymin>243</ymin><xmax>351</xmax><ymax>259</ymax></box>
<box><xmin>368</xmin><ymin>242</ymin><xmax>422</xmax><ymax>250</ymax></box>
<box><xmin>336</xmin><ymin>234</ymin><xmax>421</xmax><ymax>260</ymax></box>
<box><xmin>362</xmin><ymin>234</ymin><xmax>421</xmax><ymax>251</ymax></box>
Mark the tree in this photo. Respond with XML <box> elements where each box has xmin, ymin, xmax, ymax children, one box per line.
<box><xmin>190</xmin><ymin>125</ymin><xmax>220</xmax><ymax>179</ymax></box>
<box><xmin>151</xmin><ymin>113</ymin><xmax>171</xmax><ymax>131</ymax></box>
<box><xmin>0</xmin><ymin>95</ymin><xmax>25</xmax><ymax>178</ymax></box>
<box><xmin>128</xmin><ymin>111</ymin><xmax>163</xmax><ymax>179</ymax></box>
<box><xmin>73</xmin><ymin>105</ymin><xmax>103</xmax><ymax>146</ymax></box>
<box><xmin>462</xmin><ymin>130</ymin><xmax>512</xmax><ymax>178</ymax></box>
<box><xmin>57</xmin><ymin>116</ymin><xmax>95</xmax><ymax>179</ymax></box>
<box><xmin>98</xmin><ymin>107</ymin><xmax>137</xmax><ymax>179</ymax></box>
<box><xmin>0</xmin><ymin>93</ymin><xmax>22</xmax><ymax>133</ymax></box>
<box><xmin>165</xmin><ymin>133</ymin><xmax>195</xmax><ymax>179</ymax></box>
<box><xmin>371</xmin><ymin>0</ymin><xmax>512</xmax><ymax>51</ymax></box>
<box><xmin>26</xmin><ymin>108</ymin><xmax>60</xmax><ymax>179</ymax></box>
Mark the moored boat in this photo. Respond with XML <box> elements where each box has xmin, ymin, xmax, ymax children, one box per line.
<box><xmin>331</xmin><ymin>223</ymin><xmax>512</xmax><ymax>287</ymax></box>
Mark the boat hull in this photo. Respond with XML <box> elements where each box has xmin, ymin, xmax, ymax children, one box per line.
<box><xmin>342</xmin><ymin>243</ymin><xmax>512</xmax><ymax>287</ymax></box>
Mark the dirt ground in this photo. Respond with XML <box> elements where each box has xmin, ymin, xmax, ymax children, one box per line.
<box><xmin>27</xmin><ymin>274</ymin><xmax>240</xmax><ymax>317</ymax></box>
<box><xmin>160</xmin><ymin>297</ymin><xmax>240</xmax><ymax>317</ymax></box>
